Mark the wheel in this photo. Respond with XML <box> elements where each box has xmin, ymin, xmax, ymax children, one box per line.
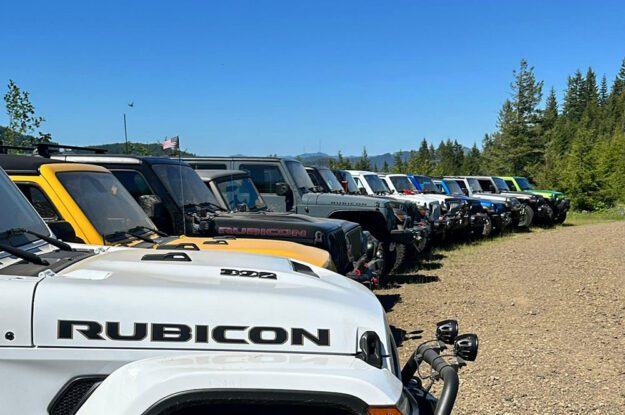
<box><xmin>481</xmin><ymin>214</ymin><xmax>493</xmax><ymax>237</ymax></box>
<box><xmin>379</xmin><ymin>242</ymin><xmax>396</xmax><ymax>278</ymax></box>
<box><xmin>517</xmin><ymin>205</ymin><xmax>534</xmax><ymax>228</ymax></box>
<box><xmin>554</xmin><ymin>211</ymin><xmax>567</xmax><ymax>224</ymax></box>
<box><xmin>392</xmin><ymin>242</ymin><xmax>410</xmax><ymax>272</ymax></box>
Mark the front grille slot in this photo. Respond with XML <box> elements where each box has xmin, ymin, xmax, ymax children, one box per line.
<box><xmin>48</xmin><ymin>375</ymin><xmax>107</xmax><ymax>415</ymax></box>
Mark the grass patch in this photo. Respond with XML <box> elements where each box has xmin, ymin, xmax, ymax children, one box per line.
<box><xmin>566</xmin><ymin>207</ymin><xmax>625</xmax><ymax>225</ymax></box>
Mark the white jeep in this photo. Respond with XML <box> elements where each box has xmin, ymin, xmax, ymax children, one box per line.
<box><xmin>0</xmin><ymin>168</ymin><xmax>477</xmax><ymax>415</ymax></box>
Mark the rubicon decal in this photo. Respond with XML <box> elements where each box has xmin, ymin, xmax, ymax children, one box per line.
<box><xmin>57</xmin><ymin>320</ymin><xmax>330</xmax><ymax>346</ymax></box>
<box><xmin>217</xmin><ymin>227</ymin><xmax>307</xmax><ymax>238</ymax></box>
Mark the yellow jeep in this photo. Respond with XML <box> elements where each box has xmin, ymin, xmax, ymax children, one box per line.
<box><xmin>3</xmin><ymin>155</ymin><xmax>334</xmax><ymax>270</ymax></box>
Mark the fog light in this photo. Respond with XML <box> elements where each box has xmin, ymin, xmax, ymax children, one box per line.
<box><xmin>454</xmin><ymin>333</ymin><xmax>479</xmax><ymax>361</ymax></box>
<box><xmin>436</xmin><ymin>319</ymin><xmax>458</xmax><ymax>344</ymax></box>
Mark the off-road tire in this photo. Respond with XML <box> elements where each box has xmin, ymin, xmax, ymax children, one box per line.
<box><xmin>380</xmin><ymin>242</ymin><xmax>397</xmax><ymax>279</ymax></box>
<box><xmin>554</xmin><ymin>211</ymin><xmax>567</xmax><ymax>224</ymax></box>
<box><xmin>482</xmin><ymin>214</ymin><xmax>493</xmax><ymax>237</ymax></box>
<box><xmin>517</xmin><ymin>204</ymin><xmax>534</xmax><ymax>228</ymax></box>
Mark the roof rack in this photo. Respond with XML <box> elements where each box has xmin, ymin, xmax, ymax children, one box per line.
<box><xmin>35</xmin><ymin>143</ymin><xmax>108</xmax><ymax>158</ymax></box>
<box><xmin>0</xmin><ymin>143</ymin><xmax>36</xmax><ymax>154</ymax></box>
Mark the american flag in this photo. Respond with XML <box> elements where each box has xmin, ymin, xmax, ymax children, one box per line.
<box><xmin>162</xmin><ymin>136</ymin><xmax>179</xmax><ymax>150</ymax></box>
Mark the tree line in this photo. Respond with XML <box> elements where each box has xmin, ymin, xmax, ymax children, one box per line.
<box><xmin>330</xmin><ymin>58</ymin><xmax>625</xmax><ymax>211</ymax></box>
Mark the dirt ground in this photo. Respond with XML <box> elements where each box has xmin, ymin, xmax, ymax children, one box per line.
<box><xmin>381</xmin><ymin>222</ymin><xmax>625</xmax><ymax>414</ymax></box>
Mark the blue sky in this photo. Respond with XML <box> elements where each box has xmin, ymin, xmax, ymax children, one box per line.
<box><xmin>1</xmin><ymin>0</ymin><xmax>624</xmax><ymax>156</ymax></box>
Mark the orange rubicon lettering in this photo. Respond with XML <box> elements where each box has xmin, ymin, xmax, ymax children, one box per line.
<box><xmin>368</xmin><ymin>407</ymin><xmax>403</xmax><ymax>415</ymax></box>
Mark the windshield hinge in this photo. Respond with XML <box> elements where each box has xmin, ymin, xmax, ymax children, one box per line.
<box><xmin>38</xmin><ymin>269</ymin><xmax>56</xmax><ymax>279</ymax></box>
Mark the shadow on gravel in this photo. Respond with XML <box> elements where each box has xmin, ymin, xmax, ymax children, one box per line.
<box><xmin>388</xmin><ymin>274</ymin><xmax>440</xmax><ymax>285</ymax></box>
<box><xmin>376</xmin><ymin>293</ymin><xmax>401</xmax><ymax>312</ymax></box>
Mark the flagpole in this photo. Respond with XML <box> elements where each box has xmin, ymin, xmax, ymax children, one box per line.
<box><xmin>176</xmin><ymin>136</ymin><xmax>186</xmax><ymax>236</ymax></box>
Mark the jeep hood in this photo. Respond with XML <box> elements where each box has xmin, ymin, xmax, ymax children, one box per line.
<box><xmin>531</xmin><ymin>189</ymin><xmax>565</xmax><ymax>200</ymax></box>
<box><xmin>32</xmin><ymin>248</ymin><xmax>386</xmax><ymax>355</ymax></box>
<box><xmin>302</xmin><ymin>192</ymin><xmax>390</xmax><ymax>210</ymax></box>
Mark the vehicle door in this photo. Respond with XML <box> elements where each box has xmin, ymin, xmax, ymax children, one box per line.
<box><xmin>234</xmin><ymin>162</ymin><xmax>293</xmax><ymax>212</ymax></box>
<box><xmin>109</xmin><ymin>168</ymin><xmax>175</xmax><ymax>235</ymax></box>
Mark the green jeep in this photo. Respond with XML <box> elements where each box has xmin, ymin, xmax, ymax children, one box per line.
<box><xmin>501</xmin><ymin>176</ymin><xmax>570</xmax><ymax>224</ymax></box>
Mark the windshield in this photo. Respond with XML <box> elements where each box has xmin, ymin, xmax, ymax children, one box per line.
<box><xmin>285</xmin><ymin>160</ymin><xmax>315</xmax><ymax>193</ymax></box>
<box><xmin>318</xmin><ymin>167</ymin><xmax>344</xmax><ymax>192</ymax></box>
<box><xmin>416</xmin><ymin>176</ymin><xmax>441</xmax><ymax>193</ymax></box>
<box><xmin>444</xmin><ymin>179</ymin><xmax>464</xmax><ymax>195</ymax></box>
<box><xmin>334</xmin><ymin>170</ymin><xmax>359</xmax><ymax>193</ymax></box>
<box><xmin>152</xmin><ymin>163</ymin><xmax>220</xmax><ymax>208</ymax></box>
<box><xmin>515</xmin><ymin>177</ymin><xmax>534</xmax><ymax>190</ymax></box>
<box><xmin>56</xmin><ymin>171</ymin><xmax>155</xmax><ymax>237</ymax></box>
<box><xmin>493</xmin><ymin>177</ymin><xmax>510</xmax><ymax>191</ymax></box>
<box><xmin>216</xmin><ymin>176</ymin><xmax>267</xmax><ymax>212</ymax></box>
<box><xmin>390</xmin><ymin>175</ymin><xmax>417</xmax><ymax>192</ymax></box>
<box><xmin>364</xmin><ymin>174</ymin><xmax>388</xmax><ymax>193</ymax></box>
<box><xmin>0</xmin><ymin>169</ymin><xmax>50</xmax><ymax>247</ymax></box>
<box><xmin>467</xmin><ymin>178</ymin><xmax>482</xmax><ymax>193</ymax></box>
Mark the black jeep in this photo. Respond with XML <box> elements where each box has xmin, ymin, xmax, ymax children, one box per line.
<box><xmin>183</xmin><ymin>156</ymin><xmax>427</xmax><ymax>276</ymax></box>
<box><xmin>52</xmin><ymin>152</ymin><xmax>370</xmax><ymax>278</ymax></box>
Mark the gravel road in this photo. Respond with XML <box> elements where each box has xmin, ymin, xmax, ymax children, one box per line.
<box><xmin>381</xmin><ymin>222</ymin><xmax>625</xmax><ymax>414</ymax></box>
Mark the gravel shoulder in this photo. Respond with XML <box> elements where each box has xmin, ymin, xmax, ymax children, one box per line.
<box><xmin>382</xmin><ymin>222</ymin><xmax>625</xmax><ymax>414</ymax></box>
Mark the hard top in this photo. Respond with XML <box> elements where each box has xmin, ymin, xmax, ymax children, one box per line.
<box><xmin>183</xmin><ymin>156</ymin><xmax>300</xmax><ymax>163</ymax></box>
<box><xmin>346</xmin><ymin>170</ymin><xmax>377</xmax><ymax>176</ymax></box>
<box><xmin>53</xmin><ymin>154</ymin><xmax>191</xmax><ymax>167</ymax></box>
<box><xmin>0</xmin><ymin>154</ymin><xmax>66</xmax><ymax>175</ymax></box>
<box><xmin>195</xmin><ymin>169</ymin><xmax>248</xmax><ymax>180</ymax></box>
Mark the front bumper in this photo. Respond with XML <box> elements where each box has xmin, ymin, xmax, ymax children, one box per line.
<box><xmin>490</xmin><ymin>212</ymin><xmax>512</xmax><ymax>229</ymax></box>
<box><xmin>535</xmin><ymin>202</ymin><xmax>554</xmax><ymax>219</ymax></box>
<box><xmin>470</xmin><ymin>212</ymin><xmax>488</xmax><ymax>230</ymax></box>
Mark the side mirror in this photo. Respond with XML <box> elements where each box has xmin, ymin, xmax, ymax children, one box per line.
<box><xmin>236</xmin><ymin>203</ymin><xmax>248</xmax><ymax>212</ymax></box>
<box><xmin>462</xmin><ymin>188</ymin><xmax>469</xmax><ymax>196</ymax></box>
<box><xmin>359</xmin><ymin>187</ymin><xmax>367</xmax><ymax>195</ymax></box>
<box><xmin>48</xmin><ymin>220</ymin><xmax>82</xmax><ymax>243</ymax></box>
<box><xmin>139</xmin><ymin>194</ymin><xmax>164</xmax><ymax>218</ymax></box>
<box><xmin>275</xmin><ymin>182</ymin><xmax>290</xmax><ymax>197</ymax></box>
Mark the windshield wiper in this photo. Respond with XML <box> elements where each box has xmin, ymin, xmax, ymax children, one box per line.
<box><xmin>104</xmin><ymin>231</ymin><xmax>157</xmax><ymax>245</ymax></box>
<box><xmin>0</xmin><ymin>242</ymin><xmax>50</xmax><ymax>266</ymax></box>
<box><xmin>198</xmin><ymin>201</ymin><xmax>227</xmax><ymax>212</ymax></box>
<box><xmin>129</xmin><ymin>225</ymin><xmax>168</xmax><ymax>237</ymax></box>
<box><xmin>0</xmin><ymin>228</ymin><xmax>72</xmax><ymax>251</ymax></box>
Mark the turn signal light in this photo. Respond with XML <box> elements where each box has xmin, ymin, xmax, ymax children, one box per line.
<box><xmin>368</xmin><ymin>407</ymin><xmax>403</xmax><ymax>415</ymax></box>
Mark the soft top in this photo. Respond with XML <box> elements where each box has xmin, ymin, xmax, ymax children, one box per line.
<box><xmin>0</xmin><ymin>154</ymin><xmax>66</xmax><ymax>175</ymax></box>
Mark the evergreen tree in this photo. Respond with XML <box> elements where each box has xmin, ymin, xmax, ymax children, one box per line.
<box><xmin>333</xmin><ymin>151</ymin><xmax>352</xmax><ymax>170</ymax></box>
<box><xmin>392</xmin><ymin>151</ymin><xmax>405</xmax><ymax>173</ymax></box>
<box><xmin>482</xmin><ymin>59</ymin><xmax>544</xmax><ymax>175</ymax></box>
<box><xmin>354</xmin><ymin>147</ymin><xmax>371</xmax><ymax>171</ymax></box>
<box><xmin>563</xmin><ymin>70</ymin><xmax>585</xmax><ymax>121</ymax></box>
<box><xmin>599</xmin><ymin>75</ymin><xmax>609</xmax><ymax>106</ymax></box>
<box><xmin>543</xmin><ymin>87</ymin><xmax>559</xmax><ymax>130</ymax></box>
<box><xmin>408</xmin><ymin>138</ymin><xmax>434</xmax><ymax>175</ymax></box>
<box><xmin>611</xmin><ymin>58</ymin><xmax>625</xmax><ymax>97</ymax></box>
<box><xmin>462</xmin><ymin>143</ymin><xmax>482</xmax><ymax>174</ymax></box>
<box><xmin>381</xmin><ymin>160</ymin><xmax>390</xmax><ymax>173</ymax></box>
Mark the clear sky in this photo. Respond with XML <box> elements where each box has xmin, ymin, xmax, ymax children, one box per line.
<box><xmin>1</xmin><ymin>0</ymin><xmax>624</xmax><ymax>156</ymax></box>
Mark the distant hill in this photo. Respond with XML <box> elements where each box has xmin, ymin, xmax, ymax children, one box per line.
<box><xmin>297</xmin><ymin>151</ymin><xmax>412</xmax><ymax>169</ymax></box>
